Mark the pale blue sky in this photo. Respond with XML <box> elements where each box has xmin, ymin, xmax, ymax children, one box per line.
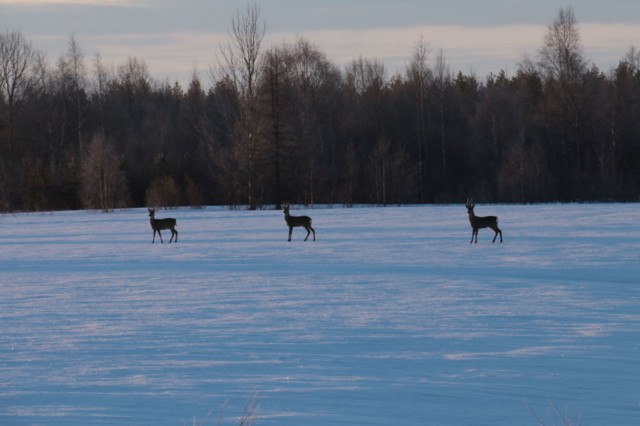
<box><xmin>2</xmin><ymin>0</ymin><xmax>639</xmax><ymax>86</ymax></box>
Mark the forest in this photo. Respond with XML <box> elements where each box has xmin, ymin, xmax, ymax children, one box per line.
<box><xmin>0</xmin><ymin>6</ymin><xmax>639</xmax><ymax>212</ymax></box>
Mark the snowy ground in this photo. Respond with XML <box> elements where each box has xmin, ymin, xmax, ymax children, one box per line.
<box><xmin>0</xmin><ymin>204</ymin><xmax>639</xmax><ymax>425</ymax></box>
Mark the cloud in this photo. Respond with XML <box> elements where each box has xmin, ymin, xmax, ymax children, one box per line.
<box><xmin>29</xmin><ymin>22</ymin><xmax>640</xmax><ymax>87</ymax></box>
<box><xmin>297</xmin><ymin>25</ymin><xmax>545</xmax><ymax>74</ymax></box>
<box><xmin>290</xmin><ymin>22</ymin><xmax>640</xmax><ymax>75</ymax></box>
<box><xmin>580</xmin><ymin>23</ymin><xmax>640</xmax><ymax>64</ymax></box>
<box><xmin>0</xmin><ymin>0</ymin><xmax>136</xmax><ymax>4</ymax></box>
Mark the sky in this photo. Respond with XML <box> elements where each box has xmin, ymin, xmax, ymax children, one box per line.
<box><xmin>2</xmin><ymin>0</ymin><xmax>640</xmax><ymax>87</ymax></box>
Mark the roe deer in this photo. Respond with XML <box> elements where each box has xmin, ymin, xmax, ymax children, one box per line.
<box><xmin>466</xmin><ymin>199</ymin><xmax>502</xmax><ymax>243</ymax></box>
<box><xmin>148</xmin><ymin>208</ymin><xmax>178</xmax><ymax>243</ymax></box>
<box><xmin>283</xmin><ymin>205</ymin><xmax>315</xmax><ymax>241</ymax></box>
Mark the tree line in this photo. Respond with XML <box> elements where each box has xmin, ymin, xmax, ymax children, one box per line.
<box><xmin>0</xmin><ymin>6</ymin><xmax>638</xmax><ymax>212</ymax></box>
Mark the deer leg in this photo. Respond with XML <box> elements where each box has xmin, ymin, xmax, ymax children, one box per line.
<box><xmin>470</xmin><ymin>229</ymin><xmax>474</xmax><ymax>244</ymax></box>
<box><xmin>158</xmin><ymin>230</ymin><xmax>164</xmax><ymax>244</ymax></box>
<box><xmin>309</xmin><ymin>226</ymin><xmax>316</xmax><ymax>241</ymax></box>
<box><xmin>152</xmin><ymin>230</ymin><xmax>156</xmax><ymax>244</ymax></box>
<box><xmin>304</xmin><ymin>227</ymin><xmax>311</xmax><ymax>241</ymax></box>
<box><xmin>490</xmin><ymin>226</ymin><xmax>502</xmax><ymax>243</ymax></box>
<box><xmin>474</xmin><ymin>229</ymin><xmax>478</xmax><ymax>244</ymax></box>
<box><xmin>288</xmin><ymin>227</ymin><xmax>293</xmax><ymax>242</ymax></box>
<box><xmin>173</xmin><ymin>229</ymin><xmax>178</xmax><ymax>243</ymax></box>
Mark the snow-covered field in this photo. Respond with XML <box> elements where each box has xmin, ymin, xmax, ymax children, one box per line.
<box><xmin>1</xmin><ymin>204</ymin><xmax>639</xmax><ymax>425</ymax></box>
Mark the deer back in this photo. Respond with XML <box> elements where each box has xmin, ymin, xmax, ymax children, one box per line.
<box><xmin>148</xmin><ymin>208</ymin><xmax>176</xmax><ymax>230</ymax></box>
<box><xmin>469</xmin><ymin>213</ymin><xmax>498</xmax><ymax>229</ymax></box>
<box><xmin>283</xmin><ymin>205</ymin><xmax>312</xmax><ymax>227</ymax></box>
<box><xmin>151</xmin><ymin>217</ymin><xmax>176</xmax><ymax>230</ymax></box>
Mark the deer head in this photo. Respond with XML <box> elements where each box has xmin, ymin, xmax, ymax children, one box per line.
<box><xmin>466</xmin><ymin>198</ymin><xmax>475</xmax><ymax>214</ymax></box>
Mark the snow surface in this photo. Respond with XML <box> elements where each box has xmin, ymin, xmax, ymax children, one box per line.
<box><xmin>0</xmin><ymin>204</ymin><xmax>639</xmax><ymax>425</ymax></box>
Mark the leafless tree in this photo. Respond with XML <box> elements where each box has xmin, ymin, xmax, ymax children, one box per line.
<box><xmin>145</xmin><ymin>175</ymin><xmax>182</xmax><ymax>209</ymax></box>
<box><xmin>66</xmin><ymin>34</ymin><xmax>87</xmax><ymax>151</ymax></box>
<box><xmin>346</xmin><ymin>56</ymin><xmax>386</xmax><ymax>99</ymax></box>
<box><xmin>538</xmin><ymin>7</ymin><xmax>585</xmax><ymax>83</ymax></box>
<box><xmin>215</xmin><ymin>2</ymin><xmax>266</xmax><ymax>209</ymax></box>
<box><xmin>92</xmin><ymin>53</ymin><xmax>112</xmax><ymax>139</ymax></box>
<box><xmin>117</xmin><ymin>56</ymin><xmax>152</xmax><ymax>97</ymax></box>
<box><xmin>433</xmin><ymin>49</ymin><xmax>450</xmax><ymax>187</ymax></box>
<box><xmin>623</xmin><ymin>46</ymin><xmax>640</xmax><ymax>71</ymax></box>
<box><xmin>538</xmin><ymin>7</ymin><xmax>589</xmax><ymax>189</ymax></box>
<box><xmin>262</xmin><ymin>47</ymin><xmax>285</xmax><ymax>209</ymax></box>
<box><xmin>370</xmin><ymin>135</ymin><xmax>390</xmax><ymax>205</ymax></box>
<box><xmin>80</xmin><ymin>134</ymin><xmax>129</xmax><ymax>212</ymax></box>
<box><xmin>55</xmin><ymin>52</ymin><xmax>71</xmax><ymax>153</ymax></box>
<box><xmin>272</xmin><ymin>37</ymin><xmax>338</xmax><ymax>206</ymax></box>
<box><xmin>406</xmin><ymin>35</ymin><xmax>432</xmax><ymax>202</ymax></box>
<box><xmin>0</xmin><ymin>30</ymin><xmax>35</xmax><ymax>155</ymax></box>
<box><xmin>217</xmin><ymin>2</ymin><xmax>265</xmax><ymax>100</ymax></box>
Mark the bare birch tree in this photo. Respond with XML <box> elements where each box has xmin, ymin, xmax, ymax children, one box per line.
<box><xmin>538</xmin><ymin>6</ymin><xmax>588</xmax><ymax>194</ymax></box>
<box><xmin>215</xmin><ymin>2</ymin><xmax>266</xmax><ymax>209</ymax></box>
<box><xmin>538</xmin><ymin>7</ymin><xmax>585</xmax><ymax>83</ymax></box>
<box><xmin>406</xmin><ymin>36</ymin><xmax>432</xmax><ymax>202</ymax></box>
